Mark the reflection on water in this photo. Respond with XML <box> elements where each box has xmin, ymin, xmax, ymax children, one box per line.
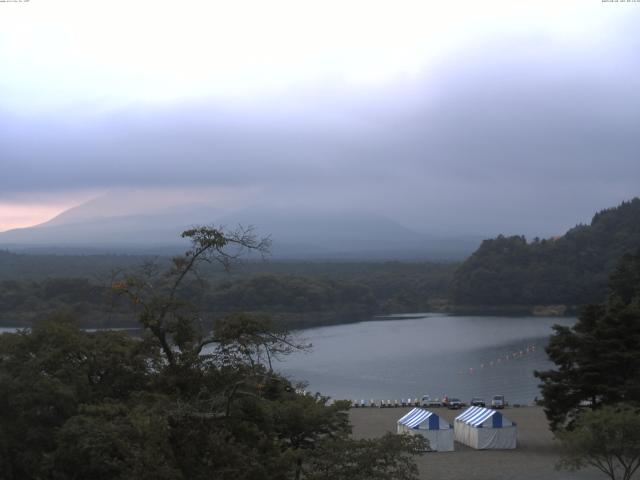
<box><xmin>276</xmin><ymin>314</ymin><xmax>575</xmax><ymax>405</ymax></box>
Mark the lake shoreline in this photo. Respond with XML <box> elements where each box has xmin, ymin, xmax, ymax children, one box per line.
<box><xmin>440</xmin><ymin>304</ymin><xmax>581</xmax><ymax>317</ymax></box>
<box><xmin>0</xmin><ymin>304</ymin><xmax>578</xmax><ymax>333</ymax></box>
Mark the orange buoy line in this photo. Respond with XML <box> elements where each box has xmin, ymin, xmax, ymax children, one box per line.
<box><xmin>458</xmin><ymin>344</ymin><xmax>538</xmax><ymax>375</ymax></box>
<box><xmin>322</xmin><ymin>344</ymin><xmax>542</xmax><ymax>406</ymax></box>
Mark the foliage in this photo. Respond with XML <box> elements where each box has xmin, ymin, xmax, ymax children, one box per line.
<box><xmin>535</xmin><ymin>250</ymin><xmax>640</xmax><ymax>430</ymax></box>
<box><xmin>0</xmin><ymin>226</ymin><xmax>424</xmax><ymax>480</ymax></box>
<box><xmin>0</xmin><ymin>316</ymin><xmax>158</xmax><ymax>479</ymax></box>
<box><xmin>450</xmin><ymin>198</ymin><xmax>640</xmax><ymax>307</ymax></box>
<box><xmin>0</xmin><ymin>263</ymin><xmax>454</xmax><ymax>329</ymax></box>
<box><xmin>304</xmin><ymin>433</ymin><xmax>428</xmax><ymax>480</ymax></box>
<box><xmin>556</xmin><ymin>404</ymin><xmax>640</xmax><ymax>480</ymax></box>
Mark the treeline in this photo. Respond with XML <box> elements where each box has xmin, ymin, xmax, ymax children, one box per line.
<box><xmin>204</xmin><ymin>276</ymin><xmax>376</xmax><ymax>328</ymax></box>
<box><xmin>2</xmin><ymin>227</ymin><xmax>428</xmax><ymax>480</ymax></box>
<box><xmin>0</xmin><ymin>250</ymin><xmax>147</xmax><ymax>281</ymax></box>
<box><xmin>0</xmin><ymin>264</ymin><xmax>455</xmax><ymax>329</ymax></box>
<box><xmin>450</xmin><ymin>198</ymin><xmax>640</xmax><ymax>307</ymax></box>
<box><xmin>0</xmin><ymin>278</ymin><xmax>128</xmax><ymax>328</ymax></box>
<box><xmin>0</xmin><ymin>250</ymin><xmax>455</xmax><ymax>284</ymax></box>
<box><xmin>7</xmin><ymin>198</ymin><xmax>638</xmax><ymax>322</ymax></box>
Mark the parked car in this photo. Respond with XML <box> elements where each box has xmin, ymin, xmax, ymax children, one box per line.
<box><xmin>421</xmin><ymin>395</ymin><xmax>443</xmax><ymax>407</ymax></box>
<box><xmin>491</xmin><ymin>394</ymin><xmax>506</xmax><ymax>409</ymax></box>
<box><xmin>470</xmin><ymin>397</ymin><xmax>485</xmax><ymax>407</ymax></box>
<box><xmin>446</xmin><ymin>398</ymin><xmax>464</xmax><ymax>409</ymax></box>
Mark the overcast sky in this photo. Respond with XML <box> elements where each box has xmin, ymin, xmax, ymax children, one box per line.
<box><xmin>1</xmin><ymin>0</ymin><xmax>639</xmax><ymax>236</ymax></box>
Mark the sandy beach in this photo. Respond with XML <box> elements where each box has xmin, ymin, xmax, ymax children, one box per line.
<box><xmin>349</xmin><ymin>406</ymin><xmax>605</xmax><ymax>480</ymax></box>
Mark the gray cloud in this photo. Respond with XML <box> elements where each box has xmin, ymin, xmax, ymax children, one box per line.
<box><xmin>1</xmin><ymin>22</ymin><xmax>639</xmax><ymax>238</ymax></box>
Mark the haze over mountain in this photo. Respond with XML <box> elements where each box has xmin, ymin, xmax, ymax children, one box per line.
<box><xmin>1</xmin><ymin>2</ymin><xmax>639</xmax><ymax>239</ymax></box>
<box><xmin>0</xmin><ymin>190</ymin><xmax>482</xmax><ymax>259</ymax></box>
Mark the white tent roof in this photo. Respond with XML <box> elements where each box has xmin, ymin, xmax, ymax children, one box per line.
<box><xmin>455</xmin><ymin>406</ymin><xmax>514</xmax><ymax>428</ymax></box>
<box><xmin>398</xmin><ymin>408</ymin><xmax>449</xmax><ymax>430</ymax></box>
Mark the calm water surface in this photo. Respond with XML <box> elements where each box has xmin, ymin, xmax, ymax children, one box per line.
<box><xmin>0</xmin><ymin>327</ymin><xmax>24</xmax><ymax>334</ymax></box>
<box><xmin>276</xmin><ymin>314</ymin><xmax>575</xmax><ymax>405</ymax></box>
<box><xmin>1</xmin><ymin>315</ymin><xmax>573</xmax><ymax>406</ymax></box>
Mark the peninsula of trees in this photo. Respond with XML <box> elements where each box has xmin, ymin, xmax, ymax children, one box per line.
<box><xmin>449</xmin><ymin>198</ymin><xmax>640</xmax><ymax>311</ymax></box>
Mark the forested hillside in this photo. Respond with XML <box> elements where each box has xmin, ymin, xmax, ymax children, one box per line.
<box><xmin>6</xmin><ymin>198</ymin><xmax>637</xmax><ymax>323</ymax></box>
<box><xmin>0</xmin><ymin>260</ymin><xmax>455</xmax><ymax>329</ymax></box>
<box><xmin>450</xmin><ymin>198</ymin><xmax>640</xmax><ymax>308</ymax></box>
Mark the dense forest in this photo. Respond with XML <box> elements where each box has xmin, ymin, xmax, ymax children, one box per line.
<box><xmin>0</xmin><ymin>227</ymin><xmax>425</xmax><ymax>479</ymax></box>
<box><xmin>2</xmin><ymin>198</ymin><xmax>639</xmax><ymax>327</ymax></box>
<box><xmin>0</xmin><ymin>255</ymin><xmax>455</xmax><ymax>329</ymax></box>
<box><xmin>450</xmin><ymin>198</ymin><xmax>640</xmax><ymax>309</ymax></box>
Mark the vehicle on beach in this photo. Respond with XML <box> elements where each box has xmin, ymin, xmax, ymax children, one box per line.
<box><xmin>491</xmin><ymin>394</ymin><xmax>506</xmax><ymax>409</ymax></box>
<box><xmin>470</xmin><ymin>397</ymin><xmax>485</xmax><ymax>407</ymax></box>
<box><xmin>446</xmin><ymin>397</ymin><xmax>464</xmax><ymax>409</ymax></box>
<box><xmin>421</xmin><ymin>395</ymin><xmax>443</xmax><ymax>407</ymax></box>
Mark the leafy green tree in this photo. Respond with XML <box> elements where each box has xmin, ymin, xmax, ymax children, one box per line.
<box><xmin>269</xmin><ymin>394</ymin><xmax>351</xmax><ymax>480</ymax></box>
<box><xmin>535</xmin><ymin>251</ymin><xmax>640</xmax><ymax>430</ymax></box>
<box><xmin>0</xmin><ymin>225</ymin><xmax>425</xmax><ymax>480</ymax></box>
<box><xmin>556</xmin><ymin>404</ymin><xmax>640</xmax><ymax>480</ymax></box>
<box><xmin>303</xmin><ymin>433</ymin><xmax>426</xmax><ymax>480</ymax></box>
<box><xmin>213</xmin><ymin>312</ymin><xmax>309</xmax><ymax>373</ymax></box>
<box><xmin>51</xmin><ymin>402</ymin><xmax>181</xmax><ymax>480</ymax></box>
<box><xmin>0</xmin><ymin>315</ymin><xmax>156</xmax><ymax>479</ymax></box>
<box><xmin>113</xmin><ymin>225</ymin><xmax>271</xmax><ymax>370</ymax></box>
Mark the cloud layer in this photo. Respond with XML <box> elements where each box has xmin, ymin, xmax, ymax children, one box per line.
<box><xmin>1</xmin><ymin>3</ymin><xmax>639</xmax><ymax>236</ymax></box>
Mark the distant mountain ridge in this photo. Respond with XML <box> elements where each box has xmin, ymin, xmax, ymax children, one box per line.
<box><xmin>450</xmin><ymin>198</ymin><xmax>640</xmax><ymax>308</ymax></box>
<box><xmin>0</xmin><ymin>191</ymin><xmax>480</xmax><ymax>260</ymax></box>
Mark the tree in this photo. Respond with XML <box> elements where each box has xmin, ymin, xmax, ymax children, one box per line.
<box><xmin>0</xmin><ymin>315</ymin><xmax>158</xmax><ymax>479</ymax></box>
<box><xmin>450</xmin><ymin>198</ymin><xmax>640</xmax><ymax>307</ymax></box>
<box><xmin>51</xmin><ymin>402</ymin><xmax>181</xmax><ymax>480</ymax></box>
<box><xmin>113</xmin><ymin>225</ymin><xmax>271</xmax><ymax>370</ymax></box>
<box><xmin>270</xmin><ymin>394</ymin><xmax>351</xmax><ymax>480</ymax></box>
<box><xmin>535</xmin><ymin>251</ymin><xmax>640</xmax><ymax>430</ymax></box>
<box><xmin>303</xmin><ymin>433</ymin><xmax>427</xmax><ymax>480</ymax></box>
<box><xmin>0</xmin><ymin>225</ymin><xmax>426</xmax><ymax>479</ymax></box>
<box><xmin>213</xmin><ymin>312</ymin><xmax>310</xmax><ymax>373</ymax></box>
<box><xmin>556</xmin><ymin>404</ymin><xmax>640</xmax><ymax>480</ymax></box>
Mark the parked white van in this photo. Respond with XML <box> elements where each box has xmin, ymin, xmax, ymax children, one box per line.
<box><xmin>491</xmin><ymin>394</ymin><xmax>505</xmax><ymax>409</ymax></box>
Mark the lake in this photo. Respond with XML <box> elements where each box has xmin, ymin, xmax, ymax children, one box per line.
<box><xmin>0</xmin><ymin>315</ymin><xmax>573</xmax><ymax>406</ymax></box>
<box><xmin>0</xmin><ymin>327</ymin><xmax>24</xmax><ymax>334</ymax></box>
<box><xmin>275</xmin><ymin>314</ymin><xmax>575</xmax><ymax>405</ymax></box>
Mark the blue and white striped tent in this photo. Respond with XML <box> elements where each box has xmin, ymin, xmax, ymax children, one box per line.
<box><xmin>454</xmin><ymin>406</ymin><xmax>517</xmax><ymax>449</ymax></box>
<box><xmin>397</xmin><ymin>408</ymin><xmax>453</xmax><ymax>451</ymax></box>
